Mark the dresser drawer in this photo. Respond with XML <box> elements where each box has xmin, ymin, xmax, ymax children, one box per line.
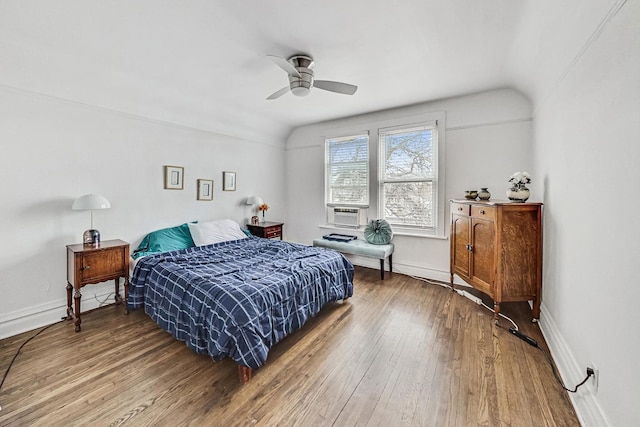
<box><xmin>451</xmin><ymin>202</ymin><xmax>470</xmax><ymax>216</ymax></box>
<box><xmin>471</xmin><ymin>205</ymin><xmax>496</xmax><ymax>221</ymax></box>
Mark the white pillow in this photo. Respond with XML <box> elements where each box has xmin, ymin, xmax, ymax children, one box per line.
<box><xmin>188</xmin><ymin>219</ymin><xmax>247</xmax><ymax>246</ymax></box>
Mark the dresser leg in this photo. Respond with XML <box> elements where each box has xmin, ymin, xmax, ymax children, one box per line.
<box><xmin>74</xmin><ymin>288</ymin><xmax>82</xmax><ymax>332</ymax></box>
<box><xmin>493</xmin><ymin>301</ymin><xmax>501</xmax><ymax>324</ymax></box>
<box><xmin>532</xmin><ymin>296</ymin><xmax>541</xmax><ymax>322</ymax></box>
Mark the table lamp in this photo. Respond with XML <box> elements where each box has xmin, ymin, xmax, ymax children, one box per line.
<box><xmin>72</xmin><ymin>193</ymin><xmax>111</xmax><ymax>245</ymax></box>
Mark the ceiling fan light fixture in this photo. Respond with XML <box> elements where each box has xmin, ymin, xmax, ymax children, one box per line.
<box><xmin>291</xmin><ymin>86</ymin><xmax>311</xmax><ymax>97</ymax></box>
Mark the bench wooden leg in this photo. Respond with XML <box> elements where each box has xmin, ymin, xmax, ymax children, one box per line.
<box><xmin>380</xmin><ymin>259</ymin><xmax>384</xmax><ymax>280</ymax></box>
<box><xmin>389</xmin><ymin>254</ymin><xmax>393</xmax><ymax>273</ymax></box>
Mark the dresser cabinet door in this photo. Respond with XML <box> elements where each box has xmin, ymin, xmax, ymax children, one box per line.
<box><xmin>451</xmin><ymin>214</ymin><xmax>471</xmax><ymax>279</ymax></box>
<box><xmin>470</xmin><ymin>217</ymin><xmax>495</xmax><ymax>294</ymax></box>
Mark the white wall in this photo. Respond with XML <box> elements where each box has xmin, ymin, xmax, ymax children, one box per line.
<box><xmin>531</xmin><ymin>1</ymin><xmax>640</xmax><ymax>425</ymax></box>
<box><xmin>285</xmin><ymin>88</ymin><xmax>532</xmax><ymax>280</ymax></box>
<box><xmin>0</xmin><ymin>86</ymin><xmax>286</xmax><ymax>338</ymax></box>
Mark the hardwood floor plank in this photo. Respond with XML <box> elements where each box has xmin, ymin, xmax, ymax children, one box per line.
<box><xmin>0</xmin><ymin>267</ymin><xmax>580</xmax><ymax>426</ymax></box>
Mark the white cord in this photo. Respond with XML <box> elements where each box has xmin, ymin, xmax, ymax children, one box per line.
<box><xmin>410</xmin><ymin>275</ymin><xmax>453</xmax><ymax>290</ymax></box>
<box><xmin>410</xmin><ymin>275</ymin><xmax>520</xmax><ymax>331</ymax></box>
<box><xmin>94</xmin><ymin>292</ymin><xmax>114</xmax><ymax>307</ymax></box>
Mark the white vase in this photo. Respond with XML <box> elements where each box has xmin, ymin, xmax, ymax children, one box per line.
<box><xmin>507</xmin><ymin>184</ymin><xmax>530</xmax><ymax>202</ymax></box>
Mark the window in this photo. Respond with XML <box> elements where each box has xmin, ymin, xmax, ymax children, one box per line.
<box><xmin>379</xmin><ymin>123</ymin><xmax>438</xmax><ymax>230</ymax></box>
<box><xmin>325</xmin><ymin>134</ymin><xmax>369</xmax><ymax>206</ymax></box>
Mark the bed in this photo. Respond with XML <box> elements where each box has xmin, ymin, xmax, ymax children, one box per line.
<box><xmin>127</xmin><ymin>220</ymin><xmax>354</xmax><ymax>383</ymax></box>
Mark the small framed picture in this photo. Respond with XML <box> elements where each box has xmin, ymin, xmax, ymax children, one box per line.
<box><xmin>164</xmin><ymin>165</ymin><xmax>184</xmax><ymax>190</ymax></box>
<box><xmin>197</xmin><ymin>179</ymin><xmax>214</xmax><ymax>201</ymax></box>
<box><xmin>223</xmin><ymin>171</ymin><xmax>236</xmax><ymax>191</ymax></box>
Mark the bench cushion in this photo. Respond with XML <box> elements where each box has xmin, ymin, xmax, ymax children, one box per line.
<box><xmin>313</xmin><ymin>238</ymin><xmax>394</xmax><ymax>259</ymax></box>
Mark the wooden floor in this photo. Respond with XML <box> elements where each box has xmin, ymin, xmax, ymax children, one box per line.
<box><xmin>0</xmin><ymin>267</ymin><xmax>579</xmax><ymax>426</ymax></box>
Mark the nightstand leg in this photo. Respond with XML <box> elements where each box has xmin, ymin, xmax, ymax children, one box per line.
<box><xmin>124</xmin><ymin>278</ymin><xmax>129</xmax><ymax>315</ymax></box>
<box><xmin>74</xmin><ymin>288</ymin><xmax>82</xmax><ymax>332</ymax></box>
<box><xmin>66</xmin><ymin>282</ymin><xmax>73</xmax><ymax>320</ymax></box>
<box><xmin>114</xmin><ymin>278</ymin><xmax>121</xmax><ymax>304</ymax></box>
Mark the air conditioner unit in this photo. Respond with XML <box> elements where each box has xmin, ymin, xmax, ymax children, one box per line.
<box><xmin>328</xmin><ymin>206</ymin><xmax>368</xmax><ymax>227</ymax></box>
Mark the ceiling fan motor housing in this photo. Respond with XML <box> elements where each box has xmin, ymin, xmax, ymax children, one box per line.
<box><xmin>288</xmin><ymin>55</ymin><xmax>314</xmax><ymax>96</ymax></box>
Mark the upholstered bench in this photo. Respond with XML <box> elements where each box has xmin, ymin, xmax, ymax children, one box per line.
<box><xmin>312</xmin><ymin>238</ymin><xmax>394</xmax><ymax>280</ymax></box>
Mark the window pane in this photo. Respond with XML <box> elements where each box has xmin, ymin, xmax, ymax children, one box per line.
<box><xmin>326</xmin><ymin>135</ymin><xmax>369</xmax><ymax>205</ymax></box>
<box><xmin>383</xmin><ymin>129</ymin><xmax>433</xmax><ymax>180</ymax></box>
<box><xmin>383</xmin><ymin>181</ymin><xmax>433</xmax><ymax>227</ymax></box>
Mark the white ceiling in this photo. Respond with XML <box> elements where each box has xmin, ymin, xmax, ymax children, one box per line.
<box><xmin>0</xmin><ymin>0</ymin><xmax>617</xmax><ymax>144</ymax></box>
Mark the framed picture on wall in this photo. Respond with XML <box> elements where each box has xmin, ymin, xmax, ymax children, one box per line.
<box><xmin>223</xmin><ymin>171</ymin><xmax>236</xmax><ymax>191</ymax></box>
<box><xmin>164</xmin><ymin>165</ymin><xmax>184</xmax><ymax>190</ymax></box>
<box><xmin>197</xmin><ymin>179</ymin><xmax>214</xmax><ymax>201</ymax></box>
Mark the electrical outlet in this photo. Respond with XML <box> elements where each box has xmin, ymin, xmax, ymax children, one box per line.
<box><xmin>587</xmin><ymin>363</ymin><xmax>599</xmax><ymax>392</ymax></box>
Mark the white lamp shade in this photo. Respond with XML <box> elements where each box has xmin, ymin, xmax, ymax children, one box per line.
<box><xmin>246</xmin><ymin>195</ymin><xmax>263</xmax><ymax>205</ymax></box>
<box><xmin>72</xmin><ymin>194</ymin><xmax>111</xmax><ymax>210</ymax></box>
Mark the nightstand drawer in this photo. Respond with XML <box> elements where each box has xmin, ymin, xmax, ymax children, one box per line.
<box><xmin>265</xmin><ymin>228</ymin><xmax>281</xmax><ymax>239</ymax></box>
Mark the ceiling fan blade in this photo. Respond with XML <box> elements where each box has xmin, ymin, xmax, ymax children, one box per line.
<box><xmin>266</xmin><ymin>86</ymin><xmax>291</xmax><ymax>100</ymax></box>
<box><xmin>314</xmin><ymin>80</ymin><xmax>358</xmax><ymax>95</ymax></box>
<box><xmin>267</xmin><ymin>54</ymin><xmax>301</xmax><ymax>78</ymax></box>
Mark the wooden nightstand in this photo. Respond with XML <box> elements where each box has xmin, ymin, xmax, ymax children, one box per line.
<box><xmin>66</xmin><ymin>239</ymin><xmax>130</xmax><ymax>331</ymax></box>
<box><xmin>246</xmin><ymin>221</ymin><xmax>284</xmax><ymax>240</ymax></box>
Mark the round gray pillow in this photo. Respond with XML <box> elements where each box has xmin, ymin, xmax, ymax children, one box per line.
<box><xmin>364</xmin><ymin>219</ymin><xmax>393</xmax><ymax>245</ymax></box>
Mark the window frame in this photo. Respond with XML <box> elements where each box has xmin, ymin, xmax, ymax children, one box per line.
<box><xmin>324</xmin><ymin>132</ymin><xmax>370</xmax><ymax>208</ymax></box>
<box><xmin>323</xmin><ymin>111</ymin><xmax>445</xmax><ymax>238</ymax></box>
<box><xmin>378</xmin><ymin>121</ymin><xmax>439</xmax><ymax>234</ymax></box>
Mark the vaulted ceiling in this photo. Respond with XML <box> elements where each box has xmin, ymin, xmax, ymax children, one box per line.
<box><xmin>0</xmin><ymin>0</ymin><xmax>618</xmax><ymax>144</ymax></box>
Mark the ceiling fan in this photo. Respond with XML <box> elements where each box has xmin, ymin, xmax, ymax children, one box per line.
<box><xmin>266</xmin><ymin>54</ymin><xmax>358</xmax><ymax>100</ymax></box>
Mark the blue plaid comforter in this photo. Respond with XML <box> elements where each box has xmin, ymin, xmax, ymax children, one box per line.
<box><xmin>128</xmin><ymin>237</ymin><xmax>354</xmax><ymax>369</ymax></box>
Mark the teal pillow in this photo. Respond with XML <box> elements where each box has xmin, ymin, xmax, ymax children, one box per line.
<box><xmin>132</xmin><ymin>222</ymin><xmax>196</xmax><ymax>259</ymax></box>
<box><xmin>364</xmin><ymin>219</ymin><xmax>393</xmax><ymax>245</ymax></box>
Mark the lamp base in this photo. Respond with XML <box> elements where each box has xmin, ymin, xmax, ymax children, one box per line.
<box><xmin>83</xmin><ymin>229</ymin><xmax>101</xmax><ymax>245</ymax></box>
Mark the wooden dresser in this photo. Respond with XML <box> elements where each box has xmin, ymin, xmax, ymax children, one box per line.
<box><xmin>449</xmin><ymin>200</ymin><xmax>542</xmax><ymax>322</ymax></box>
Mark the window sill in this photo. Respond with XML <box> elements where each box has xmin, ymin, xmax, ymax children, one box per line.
<box><xmin>318</xmin><ymin>224</ymin><xmax>447</xmax><ymax>240</ymax></box>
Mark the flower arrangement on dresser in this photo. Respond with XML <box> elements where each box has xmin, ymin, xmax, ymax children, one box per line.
<box><xmin>507</xmin><ymin>171</ymin><xmax>531</xmax><ymax>202</ymax></box>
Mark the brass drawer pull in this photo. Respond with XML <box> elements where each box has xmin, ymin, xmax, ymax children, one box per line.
<box><xmin>480</xmin><ymin>210</ymin><xmax>485</xmax><ymax>215</ymax></box>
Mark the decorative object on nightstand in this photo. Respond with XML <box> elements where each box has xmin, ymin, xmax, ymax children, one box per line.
<box><xmin>506</xmin><ymin>171</ymin><xmax>531</xmax><ymax>202</ymax></box>
<box><xmin>246</xmin><ymin>221</ymin><xmax>283</xmax><ymax>240</ymax></box>
<box><xmin>72</xmin><ymin>193</ymin><xmax>111</xmax><ymax>245</ymax></box>
<box><xmin>247</xmin><ymin>196</ymin><xmax>264</xmax><ymax>224</ymax></box>
<box><xmin>257</xmin><ymin>203</ymin><xmax>269</xmax><ymax>222</ymax></box>
<box><xmin>66</xmin><ymin>239</ymin><xmax>130</xmax><ymax>331</ymax></box>
<box><xmin>478</xmin><ymin>188</ymin><xmax>491</xmax><ymax>200</ymax></box>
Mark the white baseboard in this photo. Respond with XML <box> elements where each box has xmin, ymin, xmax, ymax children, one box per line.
<box><xmin>0</xmin><ymin>284</ymin><xmax>125</xmax><ymax>340</ymax></box>
<box><xmin>345</xmin><ymin>254</ymin><xmax>468</xmax><ymax>286</ymax></box>
<box><xmin>539</xmin><ymin>304</ymin><xmax>610</xmax><ymax>427</ymax></box>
